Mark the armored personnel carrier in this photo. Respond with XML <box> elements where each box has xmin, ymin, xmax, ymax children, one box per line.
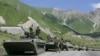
<box><xmin>3</xmin><ymin>26</ymin><xmax>45</xmax><ymax>55</ymax></box>
<box><xmin>45</xmin><ymin>36</ymin><xmax>60</xmax><ymax>51</ymax></box>
<box><xmin>45</xmin><ymin>41</ymin><xmax>58</xmax><ymax>51</ymax></box>
<box><xmin>3</xmin><ymin>39</ymin><xmax>45</xmax><ymax>55</ymax></box>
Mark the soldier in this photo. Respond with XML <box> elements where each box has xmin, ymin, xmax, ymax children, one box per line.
<box><xmin>54</xmin><ymin>36</ymin><xmax>57</xmax><ymax>41</ymax></box>
<box><xmin>86</xmin><ymin>46</ymin><xmax>88</xmax><ymax>51</ymax></box>
<box><xmin>29</xmin><ymin>25</ymin><xmax>33</xmax><ymax>32</ymax></box>
<box><xmin>29</xmin><ymin>25</ymin><xmax>35</xmax><ymax>38</ymax></box>
<box><xmin>54</xmin><ymin>37</ymin><xmax>60</xmax><ymax>52</ymax></box>
<box><xmin>60</xmin><ymin>39</ymin><xmax>68</xmax><ymax>51</ymax></box>
<box><xmin>59</xmin><ymin>39</ymin><xmax>63</xmax><ymax>50</ymax></box>
<box><xmin>20</xmin><ymin>32</ymin><xmax>29</xmax><ymax>39</ymax></box>
<box><xmin>25</xmin><ymin>32</ymin><xmax>30</xmax><ymax>37</ymax></box>
<box><xmin>35</xmin><ymin>26</ymin><xmax>41</xmax><ymax>36</ymax></box>
<box><xmin>47</xmin><ymin>34</ymin><xmax>52</xmax><ymax>42</ymax></box>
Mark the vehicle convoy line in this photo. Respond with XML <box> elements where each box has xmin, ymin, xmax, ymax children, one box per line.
<box><xmin>1</xmin><ymin>26</ymin><xmax>100</xmax><ymax>56</ymax></box>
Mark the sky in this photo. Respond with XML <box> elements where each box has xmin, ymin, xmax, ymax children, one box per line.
<box><xmin>20</xmin><ymin>0</ymin><xmax>100</xmax><ymax>11</ymax></box>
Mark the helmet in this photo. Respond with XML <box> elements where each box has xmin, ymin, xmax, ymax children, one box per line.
<box><xmin>24</xmin><ymin>32</ymin><xmax>29</xmax><ymax>35</ymax></box>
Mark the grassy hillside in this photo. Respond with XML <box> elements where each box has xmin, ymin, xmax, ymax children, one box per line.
<box><xmin>66</xmin><ymin>15</ymin><xmax>93</xmax><ymax>33</ymax></box>
<box><xmin>0</xmin><ymin>0</ymin><xmax>68</xmax><ymax>33</ymax></box>
<box><xmin>0</xmin><ymin>0</ymin><xmax>41</xmax><ymax>26</ymax></box>
<box><xmin>62</xmin><ymin>34</ymin><xmax>100</xmax><ymax>49</ymax></box>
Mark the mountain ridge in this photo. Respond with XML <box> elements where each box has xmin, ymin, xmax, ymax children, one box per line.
<box><xmin>35</xmin><ymin>7</ymin><xmax>100</xmax><ymax>34</ymax></box>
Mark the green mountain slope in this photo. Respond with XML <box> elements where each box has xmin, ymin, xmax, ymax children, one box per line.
<box><xmin>66</xmin><ymin>14</ymin><xmax>94</xmax><ymax>33</ymax></box>
<box><xmin>36</xmin><ymin>7</ymin><xmax>94</xmax><ymax>34</ymax></box>
<box><xmin>0</xmin><ymin>0</ymin><xmax>68</xmax><ymax>34</ymax></box>
<box><xmin>50</xmin><ymin>9</ymin><xmax>95</xmax><ymax>34</ymax></box>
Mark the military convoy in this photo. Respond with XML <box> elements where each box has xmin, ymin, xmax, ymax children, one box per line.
<box><xmin>2</xmin><ymin>25</ymin><xmax>90</xmax><ymax>55</ymax></box>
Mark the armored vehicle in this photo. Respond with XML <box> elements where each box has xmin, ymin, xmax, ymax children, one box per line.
<box><xmin>45</xmin><ymin>41</ymin><xmax>59</xmax><ymax>51</ymax></box>
<box><xmin>3</xmin><ymin>26</ymin><xmax>45</xmax><ymax>55</ymax></box>
<box><xmin>45</xmin><ymin>36</ymin><xmax>60</xmax><ymax>51</ymax></box>
<box><xmin>3</xmin><ymin>39</ymin><xmax>45</xmax><ymax>55</ymax></box>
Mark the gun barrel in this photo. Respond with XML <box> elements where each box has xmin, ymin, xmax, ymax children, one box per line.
<box><xmin>20</xmin><ymin>26</ymin><xmax>25</xmax><ymax>32</ymax></box>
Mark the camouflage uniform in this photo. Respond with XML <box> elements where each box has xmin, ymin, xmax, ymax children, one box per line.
<box><xmin>35</xmin><ymin>26</ymin><xmax>41</xmax><ymax>36</ymax></box>
<box><xmin>54</xmin><ymin>37</ymin><xmax>60</xmax><ymax>52</ymax></box>
<box><xmin>59</xmin><ymin>39</ymin><xmax>64</xmax><ymax>50</ymax></box>
<box><xmin>62</xmin><ymin>40</ymin><xmax>68</xmax><ymax>51</ymax></box>
<box><xmin>29</xmin><ymin>26</ymin><xmax>35</xmax><ymax>38</ymax></box>
<box><xmin>47</xmin><ymin>35</ymin><xmax>52</xmax><ymax>42</ymax></box>
<box><xmin>20</xmin><ymin>32</ymin><xmax>29</xmax><ymax>39</ymax></box>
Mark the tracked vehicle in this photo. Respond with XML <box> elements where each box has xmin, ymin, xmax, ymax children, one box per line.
<box><xmin>3</xmin><ymin>26</ymin><xmax>45</xmax><ymax>55</ymax></box>
<box><xmin>45</xmin><ymin>41</ymin><xmax>58</xmax><ymax>51</ymax></box>
<box><xmin>45</xmin><ymin>36</ymin><xmax>60</xmax><ymax>51</ymax></box>
<box><xmin>3</xmin><ymin>39</ymin><xmax>45</xmax><ymax>55</ymax></box>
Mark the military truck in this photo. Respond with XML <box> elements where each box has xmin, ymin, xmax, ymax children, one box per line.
<box><xmin>3</xmin><ymin>26</ymin><xmax>45</xmax><ymax>55</ymax></box>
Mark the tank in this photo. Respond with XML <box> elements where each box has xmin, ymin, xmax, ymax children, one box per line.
<box><xmin>3</xmin><ymin>26</ymin><xmax>46</xmax><ymax>55</ymax></box>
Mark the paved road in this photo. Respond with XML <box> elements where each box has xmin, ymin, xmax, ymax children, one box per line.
<box><xmin>39</xmin><ymin>51</ymin><xmax>100</xmax><ymax>56</ymax></box>
<box><xmin>1</xmin><ymin>47</ymin><xmax>100</xmax><ymax>56</ymax></box>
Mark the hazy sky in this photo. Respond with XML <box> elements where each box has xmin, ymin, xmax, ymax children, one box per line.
<box><xmin>20</xmin><ymin>0</ymin><xmax>100</xmax><ymax>11</ymax></box>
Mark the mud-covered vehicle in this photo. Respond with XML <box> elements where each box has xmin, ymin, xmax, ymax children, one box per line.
<box><xmin>3</xmin><ymin>26</ymin><xmax>46</xmax><ymax>55</ymax></box>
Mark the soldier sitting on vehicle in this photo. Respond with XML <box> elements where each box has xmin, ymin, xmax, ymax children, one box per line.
<box><xmin>20</xmin><ymin>31</ymin><xmax>30</xmax><ymax>39</ymax></box>
<box><xmin>29</xmin><ymin>25</ymin><xmax>35</xmax><ymax>38</ymax></box>
<box><xmin>35</xmin><ymin>26</ymin><xmax>43</xmax><ymax>39</ymax></box>
<box><xmin>47</xmin><ymin>34</ymin><xmax>52</xmax><ymax>42</ymax></box>
<box><xmin>35</xmin><ymin>26</ymin><xmax>41</xmax><ymax>36</ymax></box>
